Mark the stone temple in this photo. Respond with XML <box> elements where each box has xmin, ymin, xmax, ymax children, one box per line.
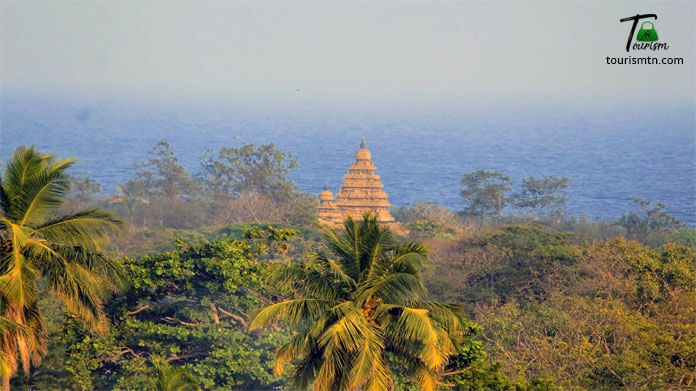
<box><xmin>318</xmin><ymin>139</ymin><xmax>405</xmax><ymax>233</ymax></box>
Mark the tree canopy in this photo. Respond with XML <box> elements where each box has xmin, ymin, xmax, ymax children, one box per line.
<box><xmin>460</xmin><ymin>170</ymin><xmax>512</xmax><ymax>226</ymax></box>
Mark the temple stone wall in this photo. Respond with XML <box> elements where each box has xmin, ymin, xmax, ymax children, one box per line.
<box><xmin>318</xmin><ymin>140</ymin><xmax>406</xmax><ymax>234</ymax></box>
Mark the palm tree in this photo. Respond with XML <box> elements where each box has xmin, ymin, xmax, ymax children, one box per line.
<box><xmin>0</xmin><ymin>146</ymin><xmax>123</xmax><ymax>389</ymax></box>
<box><xmin>250</xmin><ymin>215</ymin><xmax>465</xmax><ymax>390</ymax></box>
<box><xmin>0</xmin><ymin>317</ymin><xmax>23</xmax><ymax>389</ymax></box>
<box><xmin>148</xmin><ymin>357</ymin><xmax>200</xmax><ymax>391</ymax></box>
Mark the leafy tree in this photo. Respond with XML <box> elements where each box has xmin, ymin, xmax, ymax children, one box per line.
<box><xmin>200</xmin><ymin>143</ymin><xmax>298</xmax><ymax>201</ymax></box>
<box><xmin>63</xmin><ymin>233</ymin><xmax>294</xmax><ymax>390</ymax></box>
<box><xmin>117</xmin><ymin>141</ymin><xmax>204</xmax><ymax>229</ymax></box>
<box><xmin>618</xmin><ymin>197</ymin><xmax>685</xmax><ymax>246</ymax></box>
<box><xmin>513</xmin><ymin>176</ymin><xmax>569</xmax><ymax>221</ymax></box>
<box><xmin>122</xmin><ymin>141</ymin><xmax>199</xmax><ymax>201</ymax></box>
<box><xmin>250</xmin><ymin>214</ymin><xmax>470</xmax><ymax>391</ymax></box>
<box><xmin>469</xmin><ymin>238</ymin><xmax>695</xmax><ymax>390</ymax></box>
<box><xmin>183</xmin><ymin>142</ymin><xmax>311</xmax><ymax>226</ymax></box>
<box><xmin>428</xmin><ymin>225</ymin><xmax>577</xmax><ymax>307</ymax></box>
<box><xmin>0</xmin><ymin>146</ymin><xmax>123</xmax><ymax>390</ymax></box>
<box><xmin>460</xmin><ymin>170</ymin><xmax>512</xmax><ymax>227</ymax></box>
<box><xmin>392</xmin><ymin>201</ymin><xmax>463</xmax><ymax>239</ymax></box>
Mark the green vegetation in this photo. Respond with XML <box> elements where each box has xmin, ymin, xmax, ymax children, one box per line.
<box><xmin>109</xmin><ymin>141</ymin><xmax>316</xmax><ymax>252</ymax></box>
<box><xmin>1</xmin><ymin>145</ymin><xmax>694</xmax><ymax>390</ymax></box>
<box><xmin>59</xmin><ymin>235</ymin><xmax>292</xmax><ymax>390</ymax></box>
<box><xmin>460</xmin><ymin>170</ymin><xmax>570</xmax><ymax>227</ymax></box>
<box><xmin>251</xmin><ymin>215</ymin><xmax>469</xmax><ymax>390</ymax></box>
<box><xmin>513</xmin><ymin>175</ymin><xmax>569</xmax><ymax>221</ymax></box>
<box><xmin>460</xmin><ymin>170</ymin><xmax>512</xmax><ymax>227</ymax></box>
<box><xmin>619</xmin><ymin>197</ymin><xmax>686</xmax><ymax>246</ymax></box>
<box><xmin>425</xmin><ymin>227</ymin><xmax>695</xmax><ymax>389</ymax></box>
<box><xmin>0</xmin><ymin>147</ymin><xmax>123</xmax><ymax>390</ymax></box>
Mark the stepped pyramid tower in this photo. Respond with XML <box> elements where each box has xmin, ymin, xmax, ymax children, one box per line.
<box><xmin>318</xmin><ymin>139</ymin><xmax>405</xmax><ymax>233</ymax></box>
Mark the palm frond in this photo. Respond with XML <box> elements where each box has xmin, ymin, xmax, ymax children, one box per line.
<box><xmin>34</xmin><ymin>209</ymin><xmax>124</xmax><ymax>247</ymax></box>
<box><xmin>347</xmin><ymin>324</ymin><xmax>392</xmax><ymax>391</ymax></box>
<box><xmin>322</xmin><ymin>220</ymin><xmax>362</xmax><ymax>281</ymax></box>
<box><xmin>274</xmin><ymin>329</ymin><xmax>312</xmax><ymax>376</ymax></box>
<box><xmin>290</xmin><ymin>347</ymin><xmax>323</xmax><ymax>390</ymax></box>
<box><xmin>412</xmin><ymin>362</ymin><xmax>440</xmax><ymax>391</ymax></box>
<box><xmin>54</xmin><ymin>262</ymin><xmax>110</xmax><ymax>333</ymax></box>
<box><xmin>34</xmin><ymin>244</ymin><xmax>126</xmax><ymax>292</ymax></box>
<box><xmin>313</xmin><ymin>342</ymin><xmax>344</xmax><ymax>391</ymax></box>
<box><xmin>17</xmin><ymin>168</ymin><xmax>71</xmax><ymax>227</ymax></box>
<box><xmin>1</xmin><ymin>147</ymin><xmax>73</xmax><ymax>224</ymax></box>
<box><xmin>0</xmin><ymin>317</ymin><xmax>23</xmax><ymax>335</ymax></box>
<box><xmin>22</xmin><ymin>301</ymin><xmax>47</xmax><ymax>368</ymax></box>
<box><xmin>0</xmin><ymin>174</ymin><xmax>10</xmax><ymax>219</ymax></box>
<box><xmin>391</xmin><ymin>306</ymin><xmax>449</xmax><ymax>369</ymax></box>
<box><xmin>0</xmin><ymin>147</ymin><xmax>121</xmax><ymax>384</ymax></box>
<box><xmin>389</xmin><ymin>243</ymin><xmax>428</xmax><ymax>274</ymax></box>
<box><xmin>249</xmin><ymin>299</ymin><xmax>333</xmax><ymax>330</ymax></box>
<box><xmin>358</xmin><ymin>272</ymin><xmax>424</xmax><ymax>305</ymax></box>
<box><xmin>0</xmin><ymin>231</ymin><xmax>39</xmax><ymax>309</ymax></box>
<box><xmin>318</xmin><ymin>304</ymin><xmax>369</xmax><ymax>353</ymax></box>
<box><xmin>407</xmin><ymin>300</ymin><xmax>465</xmax><ymax>333</ymax></box>
<box><xmin>2</xmin><ymin>147</ymin><xmax>48</xmax><ymax>197</ymax></box>
<box><xmin>270</xmin><ymin>264</ymin><xmax>342</xmax><ymax>301</ymax></box>
<box><xmin>312</xmin><ymin>254</ymin><xmax>357</xmax><ymax>291</ymax></box>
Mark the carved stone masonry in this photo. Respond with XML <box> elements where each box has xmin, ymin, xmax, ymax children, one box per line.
<box><xmin>318</xmin><ymin>139</ymin><xmax>406</xmax><ymax>234</ymax></box>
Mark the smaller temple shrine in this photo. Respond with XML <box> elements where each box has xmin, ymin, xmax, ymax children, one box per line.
<box><xmin>318</xmin><ymin>139</ymin><xmax>405</xmax><ymax>233</ymax></box>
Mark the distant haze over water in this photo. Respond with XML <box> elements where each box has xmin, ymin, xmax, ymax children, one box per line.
<box><xmin>1</xmin><ymin>93</ymin><xmax>694</xmax><ymax>226</ymax></box>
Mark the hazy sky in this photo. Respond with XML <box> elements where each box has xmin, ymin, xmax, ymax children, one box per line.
<box><xmin>1</xmin><ymin>1</ymin><xmax>694</xmax><ymax>105</ymax></box>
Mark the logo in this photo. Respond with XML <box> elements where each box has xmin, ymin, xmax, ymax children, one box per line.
<box><xmin>606</xmin><ymin>13</ymin><xmax>683</xmax><ymax>65</ymax></box>
<box><xmin>620</xmin><ymin>14</ymin><xmax>669</xmax><ymax>52</ymax></box>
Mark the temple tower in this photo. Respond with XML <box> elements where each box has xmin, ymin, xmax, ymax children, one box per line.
<box><xmin>318</xmin><ymin>139</ymin><xmax>404</xmax><ymax>233</ymax></box>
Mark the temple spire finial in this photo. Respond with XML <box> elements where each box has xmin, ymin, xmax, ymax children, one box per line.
<box><xmin>360</xmin><ymin>136</ymin><xmax>366</xmax><ymax>149</ymax></box>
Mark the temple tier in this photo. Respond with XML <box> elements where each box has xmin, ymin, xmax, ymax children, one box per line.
<box><xmin>318</xmin><ymin>140</ymin><xmax>405</xmax><ymax>234</ymax></box>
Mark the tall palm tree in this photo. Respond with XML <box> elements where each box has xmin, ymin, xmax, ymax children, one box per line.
<box><xmin>0</xmin><ymin>146</ymin><xmax>123</xmax><ymax>389</ymax></box>
<box><xmin>250</xmin><ymin>215</ymin><xmax>465</xmax><ymax>390</ymax></box>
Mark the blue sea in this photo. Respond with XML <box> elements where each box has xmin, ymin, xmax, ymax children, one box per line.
<box><xmin>1</xmin><ymin>93</ymin><xmax>694</xmax><ymax>226</ymax></box>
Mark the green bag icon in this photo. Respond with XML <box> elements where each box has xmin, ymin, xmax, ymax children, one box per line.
<box><xmin>636</xmin><ymin>21</ymin><xmax>658</xmax><ymax>42</ymax></box>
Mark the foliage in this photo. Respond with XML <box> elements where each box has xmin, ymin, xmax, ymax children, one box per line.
<box><xmin>426</xmin><ymin>226</ymin><xmax>577</xmax><ymax>307</ymax></box>
<box><xmin>425</xmin><ymin>222</ymin><xmax>695</xmax><ymax>389</ymax></box>
<box><xmin>110</xmin><ymin>140</ymin><xmax>314</xmax><ymax>235</ymax></box>
<box><xmin>200</xmin><ymin>143</ymin><xmax>298</xmax><ymax>201</ymax></box>
<box><xmin>65</xmin><ymin>174</ymin><xmax>103</xmax><ymax>211</ymax></box>
<box><xmin>147</xmin><ymin>357</ymin><xmax>199</xmax><ymax>391</ymax></box>
<box><xmin>513</xmin><ymin>176</ymin><xmax>569</xmax><ymax>221</ymax></box>
<box><xmin>468</xmin><ymin>238</ymin><xmax>696</xmax><ymax>390</ymax></box>
<box><xmin>557</xmin><ymin>216</ymin><xmax>626</xmax><ymax>243</ymax></box>
<box><xmin>5</xmin><ymin>144</ymin><xmax>694</xmax><ymax>390</ymax></box>
<box><xmin>0</xmin><ymin>146</ymin><xmax>123</xmax><ymax>389</ymax></box>
<box><xmin>392</xmin><ymin>201</ymin><xmax>464</xmax><ymax>239</ymax></box>
<box><xmin>250</xmin><ymin>214</ymin><xmax>472</xmax><ymax>391</ymax></box>
<box><xmin>460</xmin><ymin>170</ymin><xmax>512</xmax><ymax>227</ymax></box>
<box><xmin>61</xmin><ymin>232</ymin><xmax>297</xmax><ymax>390</ymax></box>
<box><xmin>115</xmin><ymin>141</ymin><xmax>205</xmax><ymax>229</ymax></box>
<box><xmin>618</xmin><ymin>197</ymin><xmax>685</xmax><ymax>247</ymax></box>
<box><xmin>669</xmin><ymin>228</ymin><xmax>696</xmax><ymax>249</ymax></box>
<box><xmin>121</xmin><ymin>141</ymin><xmax>200</xmax><ymax>202</ymax></box>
